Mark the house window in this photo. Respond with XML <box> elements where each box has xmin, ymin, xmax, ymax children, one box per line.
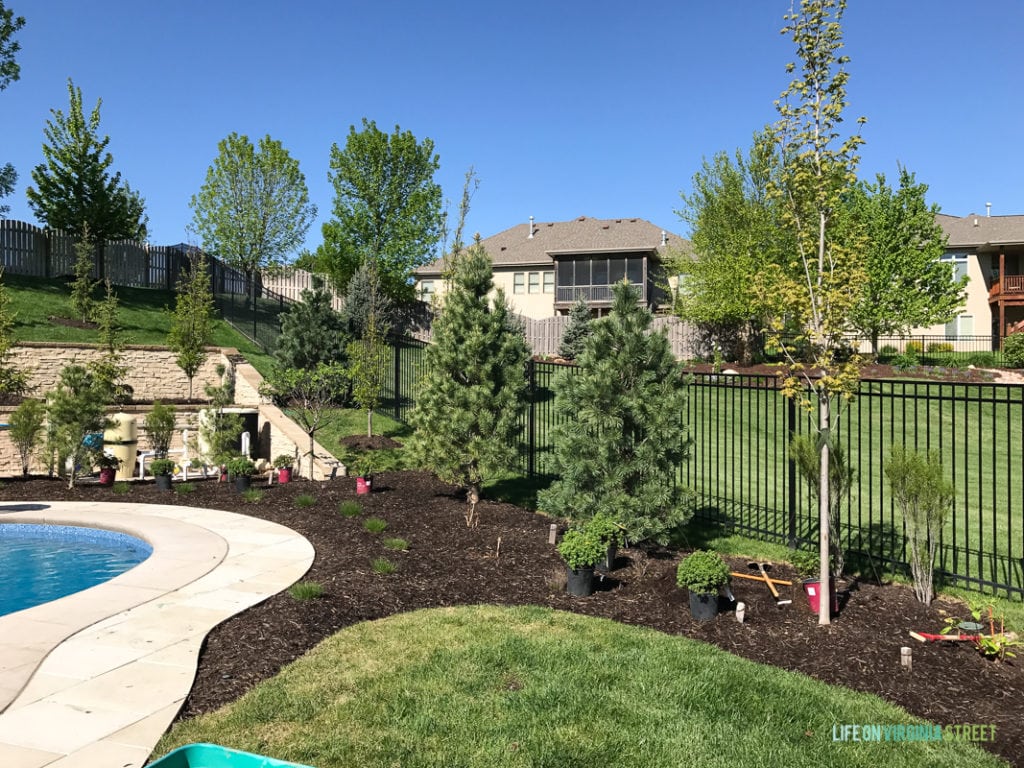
<box><xmin>528</xmin><ymin>272</ymin><xmax>540</xmax><ymax>293</ymax></box>
<box><xmin>945</xmin><ymin>314</ymin><xmax>974</xmax><ymax>339</ymax></box>
<box><xmin>419</xmin><ymin>280</ymin><xmax>434</xmax><ymax>297</ymax></box>
<box><xmin>513</xmin><ymin>273</ymin><xmax>525</xmax><ymax>294</ymax></box>
<box><xmin>941</xmin><ymin>252</ymin><xmax>968</xmax><ymax>283</ymax></box>
<box><xmin>543</xmin><ymin>272</ymin><xmax>554</xmax><ymax>293</ymax></box>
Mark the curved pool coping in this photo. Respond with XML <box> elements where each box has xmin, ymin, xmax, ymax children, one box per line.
<box><xmin>0</xmin><ymin>501</ymin><xmax>315</xmax><ymax>768</ymax></box>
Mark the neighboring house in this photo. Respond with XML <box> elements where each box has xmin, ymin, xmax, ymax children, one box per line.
<box><xmin>415</xmin><ymin>216</ymin><xmax>690</xmax><ymax>320</ymax></box>
<box><xmin>920</xmin><ymin>213</ymin><xmax>1024</xmax><ymax>348</ymax></box>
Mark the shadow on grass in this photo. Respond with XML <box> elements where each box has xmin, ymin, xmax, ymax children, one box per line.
<box><xmin>484</xmin><ymin>474</ymin><xmax>553</xmax><ymax>510</ymax></box>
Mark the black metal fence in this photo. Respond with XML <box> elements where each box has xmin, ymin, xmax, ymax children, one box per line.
<box><xmin>379</xmin><ymin>344</ymin><xmax>1024</xmax><ymax>599</ymax></box>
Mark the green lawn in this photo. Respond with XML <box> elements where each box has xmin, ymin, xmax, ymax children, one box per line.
<box><xmin>153</xmin><ymin>605</ymin><xmax>1004</xmax><ymax>768</ymax></box>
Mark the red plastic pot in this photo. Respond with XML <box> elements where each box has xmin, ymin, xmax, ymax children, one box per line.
<box><xmin>98</xmin><ymin>468</ymin><xmax>116</xmax><ymax>486</ymax></box>
<box><xmin>277</xmin><ymin>468</ymin><xmax>292</xmax><ymax>484</ymax></box>
<box><xmin>803</xmin><ymin>578</ymin><xmax>838</xmax><ymax>616</ymax></box>
<box><xmin>356</xmin><ymin>476</ymin><xmax>372</xmax><ymax>495</ymax></box>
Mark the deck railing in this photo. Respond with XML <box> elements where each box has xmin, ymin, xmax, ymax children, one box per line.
<box><xmin>555</xmin><ymin>283</ymin><xmax>643</xmax><ymax>304</ymax></box>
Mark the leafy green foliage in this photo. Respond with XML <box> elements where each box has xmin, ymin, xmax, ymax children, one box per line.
<box><xmin>337</xmin><ymin>500</ymin><xmax>362</xmax><ymax>517</ymax></box>
<box><xmin>288</xmin><ymin>581</ymin><xmax>324</xmax><ymax>600</ymax></box>
<box><xmin>111</xmin><ymin>480</ymin><xmax>131</xmax><ymax>495</ymax></box>
<box><xmin>316</xmin><ymin>118</ymin><xmax>443</xmax><ymax>303</ymax></box>
<box><xmin>558</xmin><ymin>297</ymin><xmax>593</xmax><ymax>360</ymax></box>
<box><xmin>0</xmin><ymin>268</ymin><xmax>26</xmax><ymax>397</ymax></box>
<box><xmin>148</xmin><ymin>458</ymin><xmax>176</xmax><ymax>476</ymax></box>
<box><xmin>44</xmin><ymin>363</ymin><xmax>112</xmax><ymax>488</ymax></box>
<box><xmin>340</xmin><ymin>261</ymin><xmax>392</xmax><ymax>340</ymax></box>
<box><xmin>1003</xmin><ymin>332</ymin><xmax>1024</xmax><ymax>368</ymax></box>
<box><xmin>538</xmin><ymin>282</ymin><xmax>693</xmax><ymax>546</ymax></box>
<box><xmin>168</xmin><ymin>252</ymin><xmax>215</xmax><ymax>400</ymax></box>
<box><xmin>295</xmin><ymin>493</ymin><xmax>316</xmax><ymax>508</ymax></box>
<box><xmin>371</xmin><ymin>557</ymin><xmax>397</xmax><ymax>575</ymax></box>
<box><xmin>363</xmin><ymin>517</ymin><xmax>388</xmax><ymax>534</ymax></box>
<box><xmin>199</xmin><ymin>364</ymin><xmax>243</xmax><ymax>465</ymax></box>
<box><xmin>190</xmin><ymin>132</ymin><xmax>316</xmax><ymax>277</ymax></box>
<box><xmin>242</xmin><ymin>489</ymin><xmax>264</xmax><ymax>503</ymax></box>
<box><xmin>675</xmin><ymin>550</ymin><xmax>730</xmax><ymax>593</ymax></box>
<box><xmin>557</xmin><ymin>527</ymin><xmax>605</xmax><ymax>571</ymax></box>
<box><xmin>406</xmin><ymin>239</ymin><xmax>530</xmax><ymax>526</ymax></box>
<box><xmin>789</xmin><ymin>432</ymin><xmax>853</xmax><ymax>578</ymax></box>
<box><xmin>670</xmin><ymin>132</ymin><xmax>789</xmax><ymax>364</ymax></box>
<box><xmin>8</xmin><ymin>397</ymin><xmax>44</xmax><ymax>475</ymax></box>
<box><xmin>0</xmin><ymin>1</ymin><xmax>25</xmax><ymax>216</ymax></box>
<box><xmin>89</xmin><ymin>278</ymin><xmax>131</xmax><ymax>406</ymax></box>
<box><xmin>844</xmin><ymin>168</ymin><xmax>962</xmax><ymax>352</ymax></box>
<box><xmin>382</xmin><ymin>537</ymin><xmax>408</xmax><ymax>551</ymax></box>
<box><xmin>175</xmin><ymin>482</ymin><xmax>196</xmax><ymax>495</ymax></box>
<box><xmin>143</xmin><ymin>401</ymin><xmax>176</xmax><ymax>457</ymax></box>
<box><xmin>27</xmin><ymin>79</ymin><xmax>147</xmax><ymax>245</ymax></box>
<box><xmin>69</xmin><ymin>236</ymin><xmax>98</xmax><ymax>323</ymax></box>
<box><xmin>885</xmin><ymin>445</ymin><xmax>953</xmax><ymax>604</ymax></box>
<box><xmin>274</xmin><ymin>275</ymin><xmax>348</xmax><ymax>370</ymax></box>
<box><xmin>225</xmin><ymin>455</ymin><xmax>256</xmax><ymax>477</ymax></box>
<box><xmin>260</xmin><ymin>362</ymin><xmax>348</xmax><ymax>479</ymax></box>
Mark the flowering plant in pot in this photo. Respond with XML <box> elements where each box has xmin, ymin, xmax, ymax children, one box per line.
<box><xmin>790</xmin><ymin>548</ymin><xmax>838</xmax><ymax>616</ymax></box>
<box><xmin>149</xmin><ymin>458</ymin><xmax>176</xmax><ymax>491</ymax></box>
<box><xmin>95</xmin><ymin>453</ymin><xmax>121</xmax><ymax>486</ymax></box>
<box><xmin>676</xmin><ymin>550</ymin><xmax>729</xmax><ymax>621</ymax></box>
<box><xmin>273</xmin><ymin>454</ymin><xmax>295</xmax><ymax>484</ymax></box>
<box><xmin>351</xmin><ymin>453</ymin><xmax>374</xmax><ymax>494</ymax></box>
<box><xmin>557</xmin><ymin>526</ymin><xmax>606</xmax><ymax>597</ymax></box>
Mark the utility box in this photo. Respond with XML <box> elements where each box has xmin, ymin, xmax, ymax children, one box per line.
<box><xmin>103</xmin><ymin>412</ymin><xmax>138</xmax><ymax>481</ymax></box>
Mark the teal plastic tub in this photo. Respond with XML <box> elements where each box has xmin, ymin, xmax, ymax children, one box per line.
<box><xmin>148</xmin><ymin>743</ymin><xmax>315</xmax><ymax>768</ymax></box>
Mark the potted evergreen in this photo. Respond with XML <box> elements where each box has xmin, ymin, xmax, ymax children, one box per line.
<box><xmin>587</xmin><ymin>512</ymin><xmax>625</xmax><ymax>572</ymax></box>
<box><xmin>149</xmin><ymin>458</ymin><xmax>176</xmax><ymax>491</ymax></box>
<box><xmin>274</xmin><ymin>454</ymin><xmax>295</xmax><ymax>484</ymax></box>
<box><xmin>557</xmin><ymin>526</ymin><xmax>606</xmax><ymax>597</ymax></box>
<box><xmin>95</xmin><ymin>453</ymin><xmax>121</xmax><ymax>486</ymax></box>
<box><xmin>676</xmin><ymin>550</ymin><xmax>730</xmax><ymax>621</ymax></box>
<box><xmin>225</xmin><ymin>455</ymin><xmax>257</xmax><ymax>492</ymax></box>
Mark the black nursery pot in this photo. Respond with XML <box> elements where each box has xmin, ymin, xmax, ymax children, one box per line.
<box><xmin>566</xmin><ymin>566</ymin><xmax>595</xmax><ymax>597</ymax></box>
<box><xmin>234</xmin><ymin>475</ymin><xmax>252</xmax><ymax>492</ymax></box>
<box><xmin>688</xmin><ymin>590</ymin><xmax>720</xmax><ymax>621</ymax></box>
<box><xmin>155</xmin><ymin>474</ymin><xmax>172</xmax><ymax>491</ymax></box>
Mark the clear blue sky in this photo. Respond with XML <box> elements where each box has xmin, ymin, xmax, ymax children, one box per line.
<box><xmin>4</xmin><ymin>1</ymin><xmax>1023</xmax><ymax>255</ymax></box>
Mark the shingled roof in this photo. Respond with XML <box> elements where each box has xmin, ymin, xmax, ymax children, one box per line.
<box><xmin>418</xmin><ymin>216</ymin><xmax>690</xmax><ymax>275</ymax></box>
<box><xmin>937</xmin><ymin>213</ymin><xmax>1024</xmax><ymax>249</ymax></box>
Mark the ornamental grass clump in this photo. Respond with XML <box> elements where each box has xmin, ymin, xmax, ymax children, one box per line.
<box><xmin>676</xmin><ymin>550</ymin><xmax>730</xmax><ymax>595</ymax></box>
<box><xmin>338</xmin><ymin>500</ymin><xmax>362</xmax><ymax>517</ymax></box>
<box><xmin>288</xmin><ymin>581</ymin><xmax>324</xmax><ymax>600</ymax></box>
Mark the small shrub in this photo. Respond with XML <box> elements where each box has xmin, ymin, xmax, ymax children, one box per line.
<box><xmin>364</xmin><ymin>517</ymin><xmax>388</xmax><ymax>533</ymax></box>
<box><xmin>557</xmin><ymin>527</ymin><xmax>605</xmax><ymax>571</ymax></box>
<box><xmin>112</xmin><ymin>481</ymin><xmax>131</xmax><ymax>495</ymax></box>
<box><xmin>676</xmin><ymin>549</ymin><xmax>730</xmax><ymax>593</ymax></box>
<box><xmin>1003</xmin><ymin>332</ymin><xmax>1024</xmax><ymax>368</ymax></box>
<box><xmin>242</xmin><ymin>489</ymin><xmax>264</xmax><ymax>503</ymax></box>
<box><xmin>965</xmin><ymin>351</ymin><xmax>999</xmax><ymax>368</ymax></box>
<box><xmin>938</xmin><ymin>353</ymin><xmax>964</xmax><ymax>370</ymax></box>
<box><xmin>905</xmin><ymin>340</ymin><xmax>924</xmax><ymax>355</ymax></box>
<box><xmin>149</xmin><ymin>458</ymin><xmax>176</xmax><ymax>477</ymax></box>
<box><xmin>338</xmin><ymin>500</ymin><xmax>362</xmax><ymax>517</ymax></box>
<box><xmin>383</xmin><ymin>537</ymin><xmax>408</xmax><ymax>551</ymax></box>
<box><xmin>288</xmin><ymin>581</ymin><xmax>324</xmax><ymax>600</ymax></box>
<box><xmin>225</xmin><ymin>455</ymin><xmax>257</xmax><ymax>478</ymax></box>
<box><xmin>892</xmin><ymin>352</ymin><xmax>919</xmax><ymax>371</ymax></box>
<box><xmin>789</xmin><ymin>548</ymin><xmax>820</xmax><ymax>579</ymax></box>
<box><xmin>877</xmin><ymin>344</ymin><xmax>898</xmax><ymax>361</ymax></box>
<box><xmin>371</xmin><ymin>557</ymin><xmax>397</xmax><ymax>574</ymax></box>
<box><xmin>143</xmin><ymin>402</ymin><xmax>177</xmax><ymax>457</ymax></box>
<box><xmin>295</xmin><ymin>493</ymin><xmax>316</xmax><ymax>508</ymax></box>
<box><xmin>926</xmin><ymin>342</ymin><xmax>954</xmax><ymax>354</ymax></box>
<box><xmin>175</xmin><ymin>482</ymin><xmax>197</xmax><ymax>494</ymax></box>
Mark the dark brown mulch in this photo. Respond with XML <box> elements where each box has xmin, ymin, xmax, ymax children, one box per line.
<box><xmin>338</xmin><ymin>433</ymin><xmax>403</xmax><ymax>451</ymax></box>
<box><xmin>2</xmin><ymin>473</ymin><xmax>1021</xmax><ymax>765</ymax></box>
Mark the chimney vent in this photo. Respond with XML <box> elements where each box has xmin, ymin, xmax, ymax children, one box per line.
<box><xmin>661</xmin><ymin>230</ymin><xmax>668</xmax><ymax>246</ymax></box>
<box><xmin>528</xmin><ymin>215</ymin><xmax>534</xmax><ymax>239</ymax></box>
<box><xmin>986</xmin><ymin>202</ymin><xmax>992</xmax><ymax>217</ymax></box>
<box><xmin>973</xmin><ymin>217</ymin><xmax>979</xmax><ymax>227</ymax></box>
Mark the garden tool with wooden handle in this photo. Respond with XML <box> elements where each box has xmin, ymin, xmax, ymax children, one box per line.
<box><xmin>751</xmin><ymin>561</ymin><xmax>791</xmax><ymax>606</ymax></box>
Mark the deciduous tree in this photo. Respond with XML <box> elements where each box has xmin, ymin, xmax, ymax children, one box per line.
<box><xmin>538</xmin><ymin>281</ymin><xmax>692</xmax><ymax>545</ymax></box>
<box><xmin>407</xmin><ymin>238</ymin><xmax>530</xmax><ymax>526</ymax></box>
<box><xmin>168</xmin><ymin>251</ymin><xmax>215</xmax><ymax>400</ymax></box>
<box><xmin>190</xmin><ymin>133</ymin><xmax>316</xmax><ymax>296</ymax></box>
<box><xmin>845</xmin><ymin>167</ymin><xmax>963</xmax><ymax>353</ymax></box>
<box><xmin>27</xmin><ymin>79</ymin><xmax>148</xmax><ymax>254</ymax></box>
<box><xmin>767</xmin><ymin>0</ymin><xmax>866</xmax><ymax>624</ymax></box>
<box><xmin>0</xmin><ymin>1</ymin><xmax>25</xmax><ymax>217</ymax></box>
<box><xmin>316</xmin><ymin>119</ymin><xmax>443</xmax><ymax>303</ymax></box>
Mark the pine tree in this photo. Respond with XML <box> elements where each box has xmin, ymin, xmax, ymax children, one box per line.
<box><xmin>407</xmin><ymin>238</ymin><xmax>530</xmax><ymax>526</ymax></box>
<box><xmin>558</xmin><ymin>297</ymin><xmax>593</xmax><ymax>360</ymax></box>
<box><xmin>274</xmin><ymin>275</ymin><xmax>348</xmax><ymax>370</ymax></box>
<box><xmin>168</xmin><ymin>252</ymin><xmax>215</xmax><ymax>401</ymax></box>
<box><xmin>70</xmin><ymin>234</ymin><xmax>98</xmax><ymax>323</ymax></box>
<box><xmin>45</xmin><ymin>363</ymin><xmax>111</xmax><ymax>488</ymax></box>
<box><xmin>88</xmin><ymin>278</ymin><xmax>130</xmax><ymax>405</ymax></box>
<box><xmin>537</xmin><ymin>281</ymin><xmax>692</xmax><ymax>545</ymax></box>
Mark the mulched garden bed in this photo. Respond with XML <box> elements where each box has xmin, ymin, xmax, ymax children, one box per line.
<box><xmin>2</xmin><ymin>472</ymin><xmax>1021</xmax><ymax>765</ymax></box>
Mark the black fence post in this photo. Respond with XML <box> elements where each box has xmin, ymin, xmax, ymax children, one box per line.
<box><xmin>394</xmin><ymin>340</ymin><xmax>402</xmax><ymax>420</ymax></box>
<box><xmin>527</xmin><ymin>361</ymin><xmax>536</xmax><ymax>478</ymax></box>
<box><xmin>787</xmin><ymin>395</ymin><xmax>798</xmax><ymax>548</ymax></box>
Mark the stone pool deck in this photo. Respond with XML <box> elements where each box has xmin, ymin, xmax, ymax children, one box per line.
<box><xmin>0</xmin><ymin>501</ymin><xmax>314</xmax><ymax>767</ymax></box>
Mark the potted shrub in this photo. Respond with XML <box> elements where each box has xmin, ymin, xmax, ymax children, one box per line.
<box><xmin>557</xmin><ymin>526</ymin><xmax>606</xmax><ymax>597</ymax></box>
<box><xmin>587</xmin><ymin>512</ymin><xmax>625</xmax><ymax>572</ymax></box>
<box><xmin>225</xmin><ymin>455</ymin><xmax>257</xmax><ymax>492</ymax></box>
<box><xmin>352</xmin><ymin>453</ymin><xmax>373</xmax><ymax>495</ymax></box>
<box><xmin>96</xmin><ymin>453</ymin><xmax>121</xmax><ymax>486</ymax></box>
<box><xmin>149</xmin><ymin>458</ymin><xmax>176</xmax><ymax>491</ymax></box>
<box><xmin>143</xmin><ymin>401</ymin><xmax>176</xmax><ymax>457</ymax></box>
<box><xmin>274</xmin><ymin>454</ymin><xmax>295</xmax><ymax>484</ymax></box>
<box><xmin>790</xmin><ymin>548</ymin><xmax>838</xmax><ymax>617</ymax></box>
<box><xmin>676</xmin><ymin>550</ymin><xmax>730</xmax><ymax>621</ymax></box>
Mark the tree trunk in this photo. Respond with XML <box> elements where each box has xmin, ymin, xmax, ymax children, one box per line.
<box><xmin>818</xmin><ymin>396</ymin><xmax>832</xmax><ymax>625</ymax></box>
<box><xmin>367</xmin><ymin>408</ymin><xmax>373</xmax><ymax>439</ymax></box>
<box><xmin>308</xmin><ymin>431</ymin><xmax>315</xmax><ymax>480</ymax></box>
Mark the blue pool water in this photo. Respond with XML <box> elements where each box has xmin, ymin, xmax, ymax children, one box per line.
<box><xmin>0</xmin><ymin>524</ymin><xmax>153</xmax><ymax>617</ymax></box>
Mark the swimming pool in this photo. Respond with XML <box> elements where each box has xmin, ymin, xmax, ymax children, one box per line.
<box><xmin>0</xmin><ymin>523</ymin><xmax>153</xmax><ymax>617</ymax></box>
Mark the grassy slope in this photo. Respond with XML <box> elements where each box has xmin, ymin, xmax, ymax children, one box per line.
<box><xmin>154</xmin><ymin>605</ymin><xmax>1004</xmax><ymax>768</ymax></box>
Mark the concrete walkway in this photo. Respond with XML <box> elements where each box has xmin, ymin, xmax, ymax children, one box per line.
<box><xmin>0</xmin><ymin>501</ymin><xmax>315</xmax><ymax>768</ymax></box>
